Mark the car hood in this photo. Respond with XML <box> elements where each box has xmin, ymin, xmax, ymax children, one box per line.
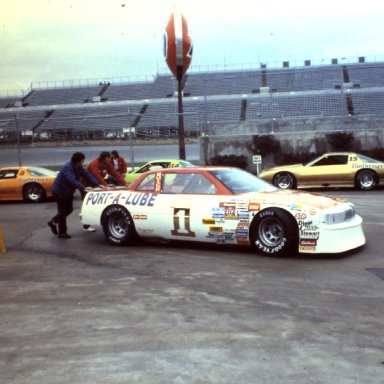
<box><xmin>260</xmin><ymin>163</ymin><xmax>303</xmax><ymax>174</ymax></box>
<box><xmin>243</xmin><ymin>189</ymin><xmax>345</xmax><ymax>209</ymax></box>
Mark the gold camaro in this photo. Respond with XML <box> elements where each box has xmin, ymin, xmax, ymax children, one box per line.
<box><xmin>258</xmin><ymin>152</ymin><xmax>384</xmax><ymax>190</ymax></box>
<box><xmin>0</xmin><ymin>166</ymin><xmax>57</xmax><ymax>202</ymax></box>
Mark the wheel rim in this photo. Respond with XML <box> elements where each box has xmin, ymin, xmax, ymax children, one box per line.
<box><xmin>26</xmin><ymin>185</ymin><xmax>42</xmax><ymax>201</ymax></box>
<box><xmin>276</xmin><ymin>175</ymin><xmax>291</xmax><ymax>189</ymax></box>
<box><xmin>359</xmin><ymin>172</ymin><xmax>374</xmax><ymax>188</ymax></box>
<box><xmin>108</xmin><ymin>213</ymin><xmax>129</xmax><ymax>239</ymax></box>
<box><xmin>258</xmin><ymin>217</ymin><xmax>284</xmax><ymax>247</ymax></box>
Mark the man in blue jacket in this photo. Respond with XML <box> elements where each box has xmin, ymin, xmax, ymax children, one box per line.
<box><xmin>48</xmin><ymin>152</ymin><xmax>100</xmax><ymax>239</ymax></box>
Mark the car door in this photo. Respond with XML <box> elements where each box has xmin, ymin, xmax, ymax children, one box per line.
<box><xmin>131</xmin><ymin>171</ymin><xmax>233</xmax><ymax>244</ymax></box>
<box><xmin>0</xmin><ymin>169</ymin><xmax>20</xmax><ymax>200</ymax></box>
<box><xmin>297</xmin><ymin>154</ymin><xmax>349</xmax><ymax>187</ymax></box>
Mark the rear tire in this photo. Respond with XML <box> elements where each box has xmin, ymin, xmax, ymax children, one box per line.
<box><xmin>273</xmin><ymin>172</ymin><xmax>297</xmax><ymax>189</ymax></box>
<box><xmin>102</xmin><ymin>205</ymin><xmax>136</xmax><ymax>245</ymax></box>
<box><xmin>355</xmin><ymin>170</ymin><xmax>376</xmax><ymax>190</ymax></box>
<box><xmin>250</xmin><ymin>208</ymin><xmax>298</xmax><ymax>256</ymax></box>
<box><xmin>23</xmin><ymin>183</ymin><xmax>45</xmax><ymax>202</ymax></box>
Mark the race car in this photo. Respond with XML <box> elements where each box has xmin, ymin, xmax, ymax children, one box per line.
<box><xmin>125</xmin><ymin>159</ymin><xmax>195</xmax><ymax>184</ymax></box>
<box><xmin>259</xmin><ymin>152</ymin><xmax>384</xmax><ymax>190</ymax></box>
<box><xmin>0</xmin><ymin>166</ymin><xmax>57</xmax><ymax>202</ymax></box>
<box><xmin>80</xmin><ymin>166</ymin><xmax>365</xmax><ymax>256</ymax></box>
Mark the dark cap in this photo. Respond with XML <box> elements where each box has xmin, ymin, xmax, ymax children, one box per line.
<box><xmin>99</xmin><ymin>151</ymin><xmax>111</xmax><ymax>160</ymax></box>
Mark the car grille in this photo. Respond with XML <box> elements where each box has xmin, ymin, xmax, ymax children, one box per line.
<box><xmin>323</xmin><ymin>206</ymin><xmax>355</xmax><ymax>225</ymax></box>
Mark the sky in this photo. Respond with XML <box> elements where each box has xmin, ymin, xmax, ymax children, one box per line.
<box><xmin>1</xmin><ymin>0</ymin><xmax>383</xmax><ymax>95</ymax></box>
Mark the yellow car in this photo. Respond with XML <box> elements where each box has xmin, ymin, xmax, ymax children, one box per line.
<box><xmin>0</xmin><ymin>166</ymin><xmax>57</xmax><ymax>202</ymax></box>
<box><xmin>125</xmin><ymin>159</ymin><xmax>195</xmax><ymax>184</ymax></box>
<box><xmin>259</xmin><ymin>152</ymin><xmax>384</xmax><ymax>190</ymax></box>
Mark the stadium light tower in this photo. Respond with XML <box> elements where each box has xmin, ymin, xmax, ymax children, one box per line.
<box><xmin>163</xmin><ymin>10</ymin><xmax>193</xmax><ymax>160</ymax></box>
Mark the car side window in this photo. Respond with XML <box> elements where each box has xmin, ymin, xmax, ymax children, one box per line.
<box><xmin>162</xmin><ymin>173</ymin><xmax>194</xmax><ymax>193</ymax></box>
<box><xmin>312</xmin><ymin>155</ymin><xmax>348</xmax><ymax>166</ymax></box>
<box><xmin>136</xmin><ymin>174</ymin><xmax>156</xmax><ymax>191</ymax></box>
<box><xmin>0</xmin><ymin>170</ymin><xmax>17</xmax><ymax>179</ymax></box>
<box><xmin>162</xmin><ymin>173</ymin><xmax>217</xmax><ymax>194</ymax></box>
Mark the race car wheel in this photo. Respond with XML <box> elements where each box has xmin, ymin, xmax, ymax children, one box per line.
<box><xmin>23</xmin><ymin>183</ymin><xmax>45</xmax><ymax>202</ymax></box>
<box><xmin>102</xmin><ymin>205</ymin><xmax>136</xmax><ymax>246</ymax></box>
<box><xmin>355</xmin><ymin>170</ymin><xmax>377</xmax><ymax>190</ymax></box>
<box><xmin>273</xmin><ymin>172</ymin><xmax>297</xmax><ymax>189</ymax></box>
<box><xmin>250</xmin><ymin>208</ymin><xmax>298</xmax><ymax>256</ymax></box>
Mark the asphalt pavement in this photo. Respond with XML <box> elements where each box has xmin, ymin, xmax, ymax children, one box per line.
<box><xmin>0</xmin><ymin>189</ymin><xmax>383</xmax><ymax>384</ymax></box>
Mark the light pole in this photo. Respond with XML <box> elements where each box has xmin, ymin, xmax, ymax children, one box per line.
<box><xmin>164</xmin><ymin>10</ymin><xmax>193</xmax><ymax>160</ymax></box>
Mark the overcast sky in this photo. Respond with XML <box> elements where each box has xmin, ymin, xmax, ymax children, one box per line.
<box><xmin>1</xmin><ymin>0</ymin><xmax>383</xmax><ymax>94</ymax></box>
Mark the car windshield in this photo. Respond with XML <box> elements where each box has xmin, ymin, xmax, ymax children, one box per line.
<box><xmin>28</xmin><ymin>167</ymin><xmax>57</xmax><ymax>177</ymax></box>
<box><xmin>357</xmin><ymin>154</ymin><xmax>381</xmax><ymax>163</ymax></box>
<box><xmin>179</xmin><ymin>160</ymin><xmax>195</xmax><ymax>167</ymax></box>
<box><xmin>210</xmin><ymin>168</ymin><xmax>276</xmax><ymax>194</ymax></box>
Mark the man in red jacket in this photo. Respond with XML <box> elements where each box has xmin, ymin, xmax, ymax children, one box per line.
<box><xmin>81</xmin><ymin>151</ymin><xmax>128</xmax><ymax>231</ymax></box>
<box><xmin>111</xmin><ymin>150</ymin><xmax>128</xmax><ymax>179</ymax></box>
<box><xmin>86</xmin><ymin>151</ymin><xmax>127</xmax><ymax>187</ymax></box>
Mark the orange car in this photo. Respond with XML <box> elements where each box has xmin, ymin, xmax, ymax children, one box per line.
<box><xmin>0</xmin><ymin>166</ymin><xmax>57</xmax><ymax>202</ymax></box>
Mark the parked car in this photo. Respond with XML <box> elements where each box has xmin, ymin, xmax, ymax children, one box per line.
<box><xmin>0</xmin><ymin>166</ymin><xmax>57</xmax><ymax>202</ymax></box>
<box><xmin>125</xmin><ymin>159</ymin><xmax>195</xmax><ymax>184</ymax></box>
<box><xmin>81</xmin><ymin>166</ymin><xmax>365</xmax><ymax>256</ymax></box>
<box><xmin>259</xmin><ymin>152</ymin><xmax>384</xmax><ymax>190</ymax></box>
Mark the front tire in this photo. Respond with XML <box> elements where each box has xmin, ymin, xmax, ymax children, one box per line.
<box><xmin>355</xmin><ymin>170</ymin><xmax>376</xmax><ymax>190</ymax></box>
<box><xmin>23</xmin><ymin>183</ymin><xmax>45</xmax><ymax>202</ymax></box>
<box><xmin>102</xmin><ymin>205</ymin><xmax>136</xmax><ymax>245</ymax></box>
<box><xmin>250</xmin><ymin>208</ymin><xmax>298</xmax><ymax>256</ymax></box>
<box><xmin>273</xmin><ymin>172</ymin><xmax>297</xmax><ymax>189</ymax></box>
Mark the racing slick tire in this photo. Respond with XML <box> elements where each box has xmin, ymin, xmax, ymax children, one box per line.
<box><xmin>355</xmin><ymin>169</ymin><xmax>377</xmax><ymax>190</ymax></box>
<box><xmin>101</xmin><ymin>205</ymin><xmax>136</xmax><ymax>246</ymax></box>
<box><xmin>23</xmin><ymin>183</ymin><xmax>45</xmax><ymax>202</ymax></box>
<box><xmin>250</xmin><ymin>208</ymin><xmax>298</xmax><ymax>257</ymax></box>
<box><xmin>273</xmin><ymin>172</ymin><xmax>297</xmax><ymax>190</ymax></box>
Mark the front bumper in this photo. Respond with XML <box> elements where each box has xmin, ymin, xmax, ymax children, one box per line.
<box><xmin>299</xmin><ymin>215</ymin><xmax>366</xmax><ymax>254</ymax></box>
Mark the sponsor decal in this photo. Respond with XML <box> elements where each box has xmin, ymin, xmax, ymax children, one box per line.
<box><xmin>248</xmin><ymin>201</ymin><xmax>261</xmax><ymax>211</ymax></box>
<box><xmin>155</xmin><ymin>173</ymin><xmax>162</xmax><ymax>192</ymax></box>
<box><xmin>20</xmin><ymin>177</ymin><xmax>49</xmax><ymax>183</ymax></box>
<box><xmin>124</xmin><ymin>193</ymin><xmax>157</xmax><ymax>207</ymax></box>
<box><xmin>295</xmin><ymin>212</ymin><xmax>307</xmax><ymax>220</ymax></box>
<box><xmin>308</xmin><ymin>208</ymin><xmax>317</xmax><ymax>216</ymax></box>
<box><xmin>224</xmin><ymin>232</ymin><xmax>235</xmax><ymax>241</ymax></box>
<box><xmin>85</xmin><ymin>192</ymin><xmax>157</xmax><ymax>207</ymax></box>
<box><xmin>290</xmin><ymin>203</ymin><xmax>302</xmax><ymax>211</ymax></box>
<box><xmin>133</xmin><ymin>215</ymin><xmax>147</xmax><ymax>220</ymax></box>
<box><xmin>224</xmin><ymin>205</ymin><xmax>237</xmax><ymax>219</ymax></box>
<box><xmin>300</xmin><ymin>245</ymin><xmax>316</xmax><ymax>252</ymax></box>
<box><xmin>202</xmin><ymin>218</ymin><xmax>216</xmax><ymax>225</ymax></box>
<box><xmin>352</xmin><ymin>163</ymin><xmax>384</xmax><ymax>169</ymax></box>
<box><xmin>209</xmin><ymin>226</ymin><xmax>223</xmax><ymax>233</ymax></box>
<box><xmin>235</xmin><ymin>229</ymin><xmax>248</xmax><ymax>239</ymax></box>
<box><xmin>300</xmin><ymin>239</ymin><xmax>317</xmax><ymax>246</ymax></box>
<box><xmin>215</xmin><ymin>234</ymin><xmax>226</xmax><ymax>244</ymax></box>
<box><xmin>298</xmin><ymin>220</ymin><xmax>320</xmax><ymax>240</ymax></box>
<box><xmin>212</xmin><ymin>207</ymin><xmax>225</xmax><ymax>218</ymax></box>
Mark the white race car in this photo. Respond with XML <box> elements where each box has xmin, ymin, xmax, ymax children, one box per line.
<box><xmin>80</xmin><ymin>166</ymin><xmax>366</xmax><ymax>256</ymax></box>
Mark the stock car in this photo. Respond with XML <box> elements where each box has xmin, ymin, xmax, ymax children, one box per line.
<box><xmin>80</xmin><ymin>166</ymin><xmax>365</xmax><ymax>256</ymax></box>
<box><xmin>259</xmin><ymin>152</ymin><xmax>384</xmax><ymax>190</ymax></box>
<box><xmin>0</xmin><ymin>166</ymin><xmax>57</xmax><ymax>202</ymax></box>
<box><xmin>125</xmin><ymin>159</ymin><xmax>195</xmax><ymax>184</ymax></box>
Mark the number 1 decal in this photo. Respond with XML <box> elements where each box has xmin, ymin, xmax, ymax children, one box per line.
<box><xmin>171</xmin><ymin>208</ymin><xmax>196</xmax><ymax>237</ymax></box>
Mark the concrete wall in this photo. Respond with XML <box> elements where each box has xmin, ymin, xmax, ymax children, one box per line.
<box><xmin>199</xmin><ymin>115</ymin><xmax>384</xmax><ymax>173</ymax></box>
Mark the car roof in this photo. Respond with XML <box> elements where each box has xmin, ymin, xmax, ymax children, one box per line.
<box><xmin>146</xmin><ymin>166</ymin><xmax>236</xmax><ymax>173</ymax></box>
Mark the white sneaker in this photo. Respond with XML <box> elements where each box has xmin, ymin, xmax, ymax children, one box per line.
<box><xmin>83</xmin><ymin>226</ymin><xmax>96</xmax><ymax>232</ymax></box>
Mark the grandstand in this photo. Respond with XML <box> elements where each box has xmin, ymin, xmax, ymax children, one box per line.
<box><xmin>1</xmin><ymin>56</ymin><xmax>384</xmax><ymax>149</ymax></box>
